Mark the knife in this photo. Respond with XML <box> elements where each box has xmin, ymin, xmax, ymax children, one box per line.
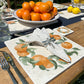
<box><xmin>0</xmin><ymin>51</ymin><xmax>28</xmax><ymax>84</ymax></box>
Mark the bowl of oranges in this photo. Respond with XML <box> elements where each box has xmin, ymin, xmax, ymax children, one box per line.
<box><xmin>13</xmin><ymin>1</ymin><xmax>60</xmax><ymax>24</ymax></box>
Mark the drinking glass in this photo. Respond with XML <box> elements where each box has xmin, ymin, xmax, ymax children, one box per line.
<box><xmin>0</xmin><ymin>12</ymin><xmax>11</xmax><ymax>42</ymax></box>
<box><xmin>80</xmin><ymin>0</ymin><xmax>84</xmax><ymax>12</ymax></box>
<box><xmin>71</xmin><ymin>0</ymin><xmax>80</xmax><ymax>8</ymax></box>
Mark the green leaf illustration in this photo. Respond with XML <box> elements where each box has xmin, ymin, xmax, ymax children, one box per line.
<box><xmin>57</xmin><ymin>65</ymin><xmax>64</xmax><ymax>68</ymax></box>
<box><xmin>39</xmin><ymin>65</ymin><xmax>46</xmax><ymax>70</ymax></box>
<box><xmin>27</xmin><ymin>48</ymin><xmax>35</xmax><ymax>57</ymax></box>
<box><xmin>19</xmin><ymin>57</ymin><xmax>29</xmax><ymax>65</ymax></box>
<box><xmin>22</xmin><ymin>44</ymin><xmax>28</xmax><ymax>48</ymax></box>
<box><xmin>64</xmin><ymin>50</ymin><xmax>78</xmax><ymax>56</ymax></box>
<box><xmin>49</xmin><ymin>60</ymin><xmax>57</xmax><ymax>69</ymax></box>
<box><xmin>19</xmin><ymin>39</ymin><xmax>25</xmax><ymax>42</ymax></box>
<box><xmin>72</xmin><ymin>47</ymin><xmax>80</xmax><ymax>50</ymax></box>
<box><xmin>58</xmin><ymin>60</ymin><xmax>67</xmax><ymax>64</ymax></box>
<box><xmin>48</xmin><ymin>55</ymin><xmax>60</xmax><ymax>60</ymax></box>
<box><xmin>50</xmin><ymin>32</ymin><xmax>54</xmax><ymax>35</ymax></box>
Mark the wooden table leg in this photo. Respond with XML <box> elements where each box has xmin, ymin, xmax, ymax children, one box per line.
<box><xmin>7</xmin><ymin>0</ymin><xmax>11</xmax><ymax>8</ymax></box>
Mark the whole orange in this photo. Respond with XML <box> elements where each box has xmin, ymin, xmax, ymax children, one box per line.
<box><xmin>31</xmin><ymin>13</ymin><xmax>41</xmax><ymax>21</ymax></box>
<box><xmin>41</xmin><ymin>13</ymin><xmax>51</xmax><ymax>21</ymax></box>
<box><xmin>34</xmin><ymin>6</ymin><xmax>40</xmax><ymax>13</ymax></box>
<box><xmin>39</xmin><ymin>3</ymin><xmax>50</xmax><ymax>13</ymax></box>
<box><xmin>16</xmin><ymin>9</ymin><xmax>23</xmax><ymax>18</ymax></box>
<box><xmin>29</xmin><ymin>1</ymin><xmax>35</xmax><ymax>10</ymax></box>
<box><xmin>22</xmin><ymin>2</ymin><xmax>31</xmax><ymax>11</ymax></box>
<box><xmin>52</xmin><ymin>7</ymin><xmax>58</xmax><ymax>16</ymax></box>
<box><xmin>46</xmin><ymin>1</ymin><xmax>53</xmax><ymax>11</ymax></box>
<box><xmin>22</xmin><ymin>10</ymin><xmax>30</xmax><ymax>20</ymax></box>
<box><xmin>35</xmin><ymin>2</ymin><xmax>43</xmax><ymax>7</ymax></box>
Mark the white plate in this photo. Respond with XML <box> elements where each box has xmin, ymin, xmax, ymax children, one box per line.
<box><xmin>53</xmin><ymin>3</ymin><xmax>68</xmax><ymax>10</ymax></box>
<box><xmin>13</xmin><ymin>10</ymin><xmax>60</xmax><ymax>24</ymax></box>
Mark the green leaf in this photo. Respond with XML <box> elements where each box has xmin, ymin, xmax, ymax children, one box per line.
<box><xmin>48</xmin><ymin>55</ymin><xmax>60</xmax><ymax>60</ymax></box>
<box><xmin>57</xmin><ymin>65</ymin><xmax>64</xmax><ymax>68</ymax></box>
<box><xmin>63</xmin><ymin>37</ymin><xmax>67</xmax><ymax>41</ymax></box>
<box><xmin>50</xmin><ymin>33</ymin><xmax>54</xmax><ymax>35</ymax></box>
<box><xmin>19</xmin><ymin>57</ymin><xmax>28</xmax><ymax>65</ymax></box>
<box><xmin>19</xmin><ymin>39</ymin><xmax>25</xmax><ymax>42</ymax></box>
<box><xmin>27</xmin><ymin>48</ymin><xmax>35</xmax><ymax>57</ymax></box>
<box><xmin>72</xmin><ymin>47</ymin><xmax>80</xmax><ymax>50</ymax></box>
<box><xmin>32</xmin><ymin>64</ymin><xmax>35</xmax><ymax>68</ymax></box>
<box><xmin>39</xmin><ymin>65</ymin><xmax>46</xmax><ymax>70</ymax></box>
<box><xmin>22</xmin><ymin>44</ymin><xmax>28</xmax><ymax>48</ymax></box>
<box><xmin>30</xmin><ymin>60</ymin><xmax>39</xmax><ymax>64</ymax></box>
<box><xmin>64</xmin><ymin>50</ymin><xmax>78</xmax><ymax>56</ymax></box>
<box><xmin>49</xmin><ymin>60</ymin><xmax>57</xmax><ymax>69</ymax></box>
<box><xmin>58</xmin><ymin>60</ymin><xmax>67</xmax><ymax>64</ymax></box>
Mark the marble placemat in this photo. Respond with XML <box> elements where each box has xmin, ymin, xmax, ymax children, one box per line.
<box><xmin>59</xmin><ymin>10</ymin><xmax>84</xmax><ymax>19</ymax></box>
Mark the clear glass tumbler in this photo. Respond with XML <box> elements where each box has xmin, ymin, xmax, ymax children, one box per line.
<box><xmin>80</xmin><ymin>0</ymin><xmax>84</xmax><ymax>11</ymax></box>
<box><xmin>0</xmin><ymin>12</ymin><xmax>11</xmax><ymax>42</ymax></box>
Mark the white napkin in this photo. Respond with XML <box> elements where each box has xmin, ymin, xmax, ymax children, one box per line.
<box><xmin>27</xmin><ymin>28</ymin><xmax>71</xmax><ymax>62</ymax></box>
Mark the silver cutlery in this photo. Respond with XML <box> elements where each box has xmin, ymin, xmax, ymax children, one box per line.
<box><xmin>0</xmin><ymin>56</ymin><xmax>18</xmax><ymax>84</ymax></box>
<box><xmin>0</xmin><ymin>51</ymin><xmax>28</xmax><ymax>84</ymax></box>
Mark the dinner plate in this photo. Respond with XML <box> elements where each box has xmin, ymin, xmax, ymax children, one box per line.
<box><xmin>13</xmin><ymin>10</ymin><xmax>60</xmax><ymax>24</ymax></box>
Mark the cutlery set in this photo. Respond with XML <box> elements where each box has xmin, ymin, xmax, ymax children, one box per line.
<box><xmin>0</xmin><ymin>51</ymin><xmax>28</xmax><ymax>84</ymax></box>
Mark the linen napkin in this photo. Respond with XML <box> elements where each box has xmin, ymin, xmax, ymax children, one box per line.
<box><xmin>27</xmin><ymin>28</ymin><xmax>71</xmax><ymax>62</ymax></box>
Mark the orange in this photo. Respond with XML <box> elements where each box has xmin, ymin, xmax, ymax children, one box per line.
<box><xmin>40</xmin><ymin>3</ymin><xmax>50</xmax><ymax>13</ymax></box>
<box><xmin>52</xmin><ymin>7</ymin><xmax>58</xmax><ymax>16</ymax></box>
<box><xmin>53</xmin><ymin>35</ymin><xmax>61</xmax><ymax>40</ymax></box>
<box><xmin>31</xmin><ymin>13</ymin><xmax>41</xmax><ymax>21</ymax></box>
<box><xmin>17</xmin><ymin>51</ymin><xmax>29</xmax><ymax>57</ymax></box>
<box><xmin>32</xmin><ymin>55</ymin><xmax>54</xmax><ymax>68</ymax></box>
<box><xmin>41</xmin><ymin>13</ymin><xmax>51</xmax><ymax>21</ymax></box>
<box><xmin>29</xmin><ymin>1</ymin><xmax>35</xmax><ymax>10</ymax></box>
<box><xmin>16</xmin><ymin>9</ymin><xmax>23</xmax><ymax>18</ymax></box>
<box><xmin>22</xmin><ymin>2</ymin><xmax>31</xmax><ymax>11</ymax></box>
<box><xmin>30</xmin><ymin>11</ymin><xmax>35</xmax><ymax>16</ymax></box>
<box><xmin>34</xmin><ymin>6</ymin><xmax>40</xmax><ymax>13</ymax></box>
<box><xmin>14</xmin><ymin>44</ymin><xmax>27</xmax><ymax>52</ymax></box>
<box><xmin>22</xmin><ymin>10</ymin><xmax>30</xmax><ymax>20</ymax></box>
<box><xmin>49</xmin><ymin>33</ymin><xmax>54</xmax><ymax>38</ymax></box>
<box><xmin>61</xmin><ymin>42</ymin><xmax>73</xmax><ymax>49</ymax></box>
<box><xmin>58</xmin><ymin>55</ymin><xmax>71</xmax><ymax>63</ymax></box>
<box><xmin>46</xmin><ymin>1</ymin><xmax>53</xmax><ymax>11</ymax></box>
<box><xmin>35</xmin><ymin>2</ymin><xmax>43</xmax><ymax>7</ymax></box>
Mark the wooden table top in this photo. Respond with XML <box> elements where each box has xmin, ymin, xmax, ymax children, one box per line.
<box><xmin>0</xmin><ymin>20</ymin><xmax>84</xmax><ymax>84</ymax></box>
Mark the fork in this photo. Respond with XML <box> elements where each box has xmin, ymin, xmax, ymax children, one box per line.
<box><xmin>0</xmin><ymin>56</ymin><xmax>18</xmax><ymax>84</ymax></box>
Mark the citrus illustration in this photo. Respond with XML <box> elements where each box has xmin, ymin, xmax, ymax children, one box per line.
<box><xmin>61</xmin><ymin>42</ymin><xmax>72</xmax><ymax>49</ymax></box>
<box><xmin>32</xmin><ymin>55</ymin><xmax>54</xmax><ymax>68</ymax></box>
<box><xmin>17</xmin><ymin>51</ymin><xmax>29</xmax><ymax>57</ymax></box>
<box><xmin>53</xmin><ymin>35</ymin><xmax>61</xmax><ymax>40</ymax></box>
<box><xmin>15</xmin><ymin>44</ymin><xmax>27</xmax><ymax>52</ymax></box>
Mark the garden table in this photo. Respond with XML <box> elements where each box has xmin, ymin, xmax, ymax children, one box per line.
<box><xmin>0</xmin><ymin>3</ymin><xmax>84</xmax><ymax>84</ymax></box>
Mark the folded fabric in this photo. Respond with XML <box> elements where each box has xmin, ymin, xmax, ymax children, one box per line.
<box><xmin>27</xmin><ymin>28</ymin><xmax>71</xmax><ymax>62</ymax></box>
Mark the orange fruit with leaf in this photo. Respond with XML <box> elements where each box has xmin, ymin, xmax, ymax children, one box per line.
<box><xmin>53</xmin><ymin>35</ymin><xmax>61</xmax><ymax>40</ymax></box>
<box><xmin>17</xmin><ymin>51</ymin><xmax>29</xmax><ymax>57</ymax></box>
<box><xmin>32</xmin><ymin>55</ymin><xmax>54</xmax><ymax>68</ymax></box>
<box><xmin>61</xmin><ymin>42</ymin><xmax>72</xmax><ymax>49</ymax></box>
<box><xmin>15</xmin><ymin>44</ymin><xmax>27</xmax><ymax>52</ymax></box>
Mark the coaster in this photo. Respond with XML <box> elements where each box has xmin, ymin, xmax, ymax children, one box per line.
<box><xmin>53</xmin><ymin>26</ymin><xmax>74</xmax><ymax>36</ymax></box>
